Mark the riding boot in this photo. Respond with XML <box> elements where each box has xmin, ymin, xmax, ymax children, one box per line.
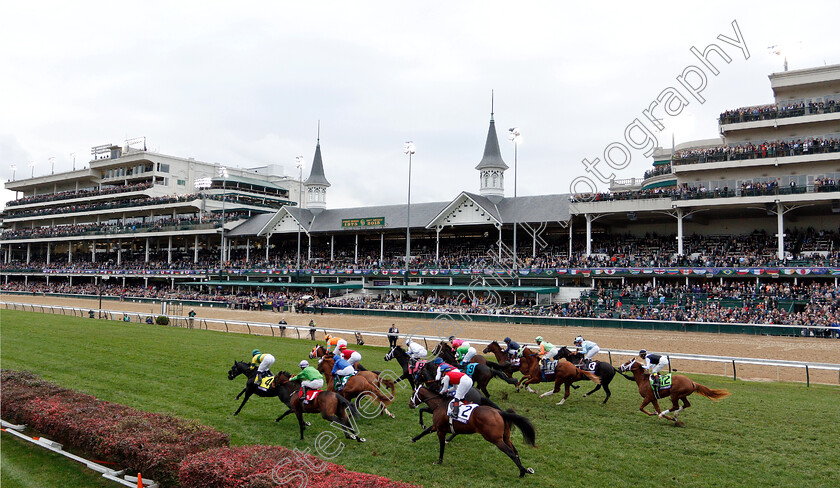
<box><xmin>652</xmin><ymin>373</ymin><xmax>660</xmax><ymax>390</ymax></box>
<box><xmin>450</xmin><ymin>400</ymin><xmax>460</xmax><ymax>418</ymax></box>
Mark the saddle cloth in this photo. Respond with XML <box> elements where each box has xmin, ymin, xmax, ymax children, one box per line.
<box><xmin>446</xmin><ymin>401</ymin><xmax>478</xmax><ymax>424</ymax></box>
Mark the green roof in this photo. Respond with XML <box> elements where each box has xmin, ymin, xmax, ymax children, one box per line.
<box><xmin>641</xmin><ymin>178</ymin><xmax>677</xmax><ymax>190</ymax></box>
<box><xmin>184</xmin><ymin>280</ymin><xmax>362</xmax><ymax>289</ymax></box>
<box><xmin>653</xmin><ymin>159</ymin><xmax>671</xmax><ymax>167</ymax></box>
<box><xmin>212</xmin><ymin>175</ymin><xmax>287</xmax><ymax>191</ymax></box>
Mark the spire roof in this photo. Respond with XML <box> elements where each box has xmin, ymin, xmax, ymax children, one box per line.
<box><xmin>474</xmin><ymin>114</ymin><xmax>509</xmax><ymax>171</ymax></box>
<box><xmin>304</xmin><ymin>141</ymin><xmax>330</xmax><ymax>187</ymax></box>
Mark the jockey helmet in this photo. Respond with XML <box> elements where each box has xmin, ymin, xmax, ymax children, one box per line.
<box><xmin>639</xmin><ymin>349</ymin><xmax>647</xmax><ymax>356</ymax></box>
<box><xmin>339</xmin><ymin>344</ymin><xmax>347</xmax><ymax>350</ymax></box>
<box><xmin>535</xmin><ymin>336</ymin><xmax>543</xmax><ymax>343</ymax></box>
<box><xmin>504</xmin><ymin>337</ymin><xmax>511</xmax><ymax>343</ymax></box>
<box><xmin>574</xmin><ymin>336</ymin><xmax>584</xmax><ymax>344</ymax></box>
<box><xmin>252</xmin><ymin>349</ymin><xmax>261</xmax><ymax>356</ymax></box>
<box><xmin>299</xmin><ymin>360</ymin><xmax>309</xmax><ymax>369</ymax></box>
<box><xmin>433</xmin><ymin>357</ymin><xmax>444</xmax><ymax>365</ymax></box>
<box><xmin>324</xmin><ymin>333</ymin><xmax>332</xmax><ymax>341</ymax></box>
<box><xmin>405</xmin><ymin>338</ymin><xmax>413</xmax><ymax>345</ymax></box>
<box><xmin>452</xmin><ymin>339</ymin><xmax>464</xmax><ymax>347</ymax></box>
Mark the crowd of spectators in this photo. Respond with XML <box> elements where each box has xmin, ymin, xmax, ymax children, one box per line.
<box><xmin>6</xmin><ymin>182</ymin><xmax>153</xmax><ymax>207</ymax></box>
<box><xmin>3</xmin><ymin>194</ymin><xmax>202</xmax><ymax>219</ymax></box>
<box><xmin>719</xmin><ymin>98</ymin><xmax>839</xmax><ymax>125</ymax></box>
<box><xmin>672</xmin><ymin>137</ymin><xmax>840</xmax><ymax>165</ymax></box>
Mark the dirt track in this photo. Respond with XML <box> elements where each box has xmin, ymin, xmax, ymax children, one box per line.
<box><xmin>4</xmin><ymin>294</ymin><xmax>840</xmax><ymax>385</ymax></box>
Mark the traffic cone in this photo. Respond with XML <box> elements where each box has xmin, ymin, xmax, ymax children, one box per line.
<box><xmin>136</xmin><ymin>473</ymin><xmax>142</xmax><ymax>488</ymax></box>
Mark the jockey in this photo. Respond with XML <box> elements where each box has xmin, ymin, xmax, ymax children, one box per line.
<box><xmin>337</xmin><ymin>344</ymin><xmax>362</xmax><ymax>368</ymax></box>
<box><xmin>439</xmin><ymin>368</ymin><xmax>473</xmax><ymax>418</ymax></box>
<box><xmin>250</xmin><ymin>349</ymin><xmax>275</xmax><ymax>385</ymax></box>
<box><xmin>290</xmin><ymin>360</ymin><xmax>324</xmax><ymax>403</ymax></box>
<box><xmin>325</xmin><ymin>333</ymin><xmax>348</xmax><ymax>354</ymax></box>
<box><xmin>639</xmin><ymin>349</ymin><xmax>669</xmax><ymax>387</ymax></box>
<box><xmin>502</xmin><ymin>337</ymin><xmax>522</xmax><ymax>360</ymax></box>
<box><xmin>535</xmin><ymin>336</ymin><xmax>558</xmax><ymax>363</ymax></box>
<box><xmin>432</xmin><ymin>357</ymin><xmax>458</xmax><ymax>380</ymax></box>
<box><xmin>405</xmin><ymin>338</ymin><xmax>427</xmax><ymax>362</ymax></box>
<box><xmin>574</xmin><ymin>336</ymin><xmax>600</xmax><ymax>365</ymax></box>
<box><xmin>455</xmin><ymin>341</ymin><xmax>477</xmax><ymax>367</ymax></box>
<box><xmin>331</xmin><ymin>353</ymin><xmax>356</xmax><ymax>390</ymax></box>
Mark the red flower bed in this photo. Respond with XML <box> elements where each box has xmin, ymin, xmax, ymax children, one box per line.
<box><xmin>179</xmin><ymin>445</ymin><xmax>421</xmax><ymax>488</ymax></box>
<box><xmin>1</xmin><ymin>370</ymin><xmax>229</xmax><ymax>487</ymax></box>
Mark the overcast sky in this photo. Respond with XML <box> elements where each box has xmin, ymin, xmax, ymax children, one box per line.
<box><xmin>2</xmin><ymin>1</ymin><xmax>839</xmax><ymax>210</ymax></box>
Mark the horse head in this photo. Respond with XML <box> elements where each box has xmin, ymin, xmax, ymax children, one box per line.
<box><xmin>483</xmin><ymin>341</ymin><xmax>499</xmax><ymax>354</ymax></box>
<box><xmin>384</xmin><ymin>346</ymin><xmax>397</xmax><ymax>361</ymax></box>
<box><xmin>227</xmin><ymin>361</ymin><xmax>240</xmax><ymax>380</ymax></box>
<box><xmin>309</xmin><ymin>345</ymin><xmax>324</xmax><ymax>359</ymax></box>
<box><xmin>619</xmin><ymin>358</ymin><xmax>638</xmax><ymax>372</ymax></box>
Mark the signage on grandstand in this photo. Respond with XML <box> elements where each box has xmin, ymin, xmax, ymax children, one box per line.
<box><xmin>341</xmin><ymin>217</ymin><xmax>385</xmax><ymax>228</ymax></box>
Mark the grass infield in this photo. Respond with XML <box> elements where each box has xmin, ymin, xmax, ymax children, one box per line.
<box><xmin>1</xmin><ymin>310</ymin><xmax>838</xmax><ymax>488</ymax></box>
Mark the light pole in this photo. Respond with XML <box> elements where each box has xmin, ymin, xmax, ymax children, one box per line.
<box><xmin>9</xmin><ymin>164</ymin><xmax>16</xmax><ymax>180</ymax></box>
<box><xmin>403</xmin><ymin>142</ymin><xmax>415</xmax><ymax>279</ymax></box>
<box><xmin>295</xmin><ymin>156</ymin><xmax>305</xmax><ymax>272</ymax></box>
<box><xmin>508</xmin><ymin>127</ymin><xmax>521</xmax><ymax>267</ymax></box>
<box><xmin>49</xmin><ymin>157</ymin><xmax>55</xmax><ymax>175</ymax></box>
<box><xmin>29</xmin><ymin>161</ymin><xmax>35</xmax><ymax>178</ymax></box>
<box><xmin>194</xmin><ymin>177</ymin><xmax>212</xmax><ymax>217</ymax></box>
<box><xmin>70</xmin><ymin>152</ymin><xmax>76</xmax><ymax>171</ymax></box>
<box><xmin>218</xmin><ymin>166</ymin><xmax>229</xmax><ymax>268</ymax></box>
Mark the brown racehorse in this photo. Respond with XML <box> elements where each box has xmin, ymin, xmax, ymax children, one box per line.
<box><xmin>482</xmin><ymin>341</ymin><xmax>537</xmax><ymax>378</ymax></box>
<box><xmin>408</xmin><ymin>386</ymin><xmax>536</xmax><ymax>477</ymax></box>
<box><xmin>619</xmin><ymin>358</ymin><xmax>730</xmax><ymax>426</ymax></box>
<box><xmin>273</xmin><ymin>372</ymin><xmax>365</xmax><ymax>442</ymax></box>
<box><xmin>433</xmin><ymin>341</ymin><xmax>488</xmax><ymax>366</ymax></box>
<box><xmin>515</xmin><ymin>354</ymin><xmax>601</xmax><ymax>405</ymax></box>
<box><xmin>310</xmin><ymin>345</ymin><xmax>395</xmax><ymax>396</ymax></box>
<box><xmin>317</xmin><ymin>357</ymin><xmax>396</xmax><ymax>418</ymax></box>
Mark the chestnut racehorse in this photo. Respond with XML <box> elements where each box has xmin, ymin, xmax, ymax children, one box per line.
<box><xmin>317</xmin><ymin>357</ymin><xmax>396</xmax><ymax>418</ymax></box>
<box><xmin>274</xmin><ymin>372</ymin><xmax>365</xmax><ymax>442</ymax></box>
<box><xmin>482</xmin><ymin>341</ymin><xmax>537</xmax><ymax>378</ymax></box>
<box><xmin>619</xmin><ymin>358</ymin><xmax>730</xmax><ymax>426</ymax></box>
<box><xmin>516</xmin><ymin>354</ymin><xmax>601</xmax><ymax>405</ymax></box>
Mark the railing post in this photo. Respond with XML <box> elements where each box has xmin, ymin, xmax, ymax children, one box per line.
<box><xmin>805</xmin><ymin>365</ymin><xmax>810</xmax><ymax>388</ymax></box>
<box><xmin>667</xmin><ymin>355</ymin><xmax>672</xmax><ymax>373</ymax></box>
<box><xmin>732</xmin><ymin>360</ymin><xmax>737</xmax><ymax>381</ymax></box>
<box><xmin>224</xmin><ymin>321</ymin><xmax>229</xmax><ymax>333</ymax></box>
<box><xmin>270</xmin><ymin>325</ymin><xmax>275</xmax><ymax>337</ymax></box>
<box><xmin>608</xmin><ymin>351</ymin><xmax>612</xmax><ymax>365</ymax></box>
<box><xmin>245</xmin><ymin>322</ymin><xmax>252</xmax><ymax>335</ymax></box>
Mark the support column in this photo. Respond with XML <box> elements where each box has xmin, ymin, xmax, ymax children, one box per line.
<box><xmin>194</xmin><ymin>235</ymin><xmax>199</xmax><ymax>263</ymax></box>
<box><xmin>380</xmin><ymin>233</ymin><xmax>384</xmax><ymax>263</ymax></box>
<box><xmin>435</xmin><ymin>227</ymin><xmax>440</xmax><ymax>266</ymax></box>
<box><xmin>569</xmin><ymin>219</ymin><xmax>573</xmax><ymax>258</ymax></box>
<box><xmin>246</xmin><ymin>238</ymin><xmax>250</xmax><ymax>263</ymax></box>
<box><xmin>145</xmin><ymin>237</ymin><xmax>150</xmax><ymax>263</ymax></box>
<box><xmin>676</xmin><ymin>208</ymin><xmax>684</xmax><ymax>256</ymax></box>
<box><xmin>91</xmin><ymin>241</ymin><xmax>96</xmax><ymax>263</ymax></box>
<box><xmin>354</xmin><ymin>234</ymin><xmax>359</xmax><ymax>264</ymax></box>
<box><xmin>498</xmin><ymin>226</ymin><xmax>502</xmax><ymax>262</ymax></box>
<box><xmin>330</xmin><ymin>235</ymin><xmax>335</xmax><ymax>261</ymax></box>
<box><xmin>26</xmin><ymin>243</ymin><xmax>31</xmax><ymax>264</ymax></box>
<box><xmin>533</xmin><ymin>228</ymin><xmax>537</xmax><ymax>259</ymax></box>
<box><xmin>585</xmin><ymin>214</ymin><xmax>593</xmax><ymax>257</ymax></box>
<box><xmin>167</xmin><ymin>235</ymin><xmax>173</xmax><ymax>264</ymax></box>
<box><xmin>776</xmin><ymin>202</ymin><xmax>785</xmax><ymax>260</ymax></box>
<box><xmin>46</xmin><ymin>243</ymin><xmax>50</xmax><ymax>265</ymax></box>
<box><xmin>265</xmin><ymin>234</ymin><xmax>270</xmax><ymax>263</ymax></box>
<box><xmin>117</xmin><ymin>241</ymin><xmax>121</xmax><ymax>266</ymax></box>
<box><xmin>68</xmin><ymin>241</ymin><xmax>72</xmax><ymax>263</ymax></box>
<box><xmin>307</xmin><ymin>234</ymin><xmax>312</xmax><ymax>261</ymax></box>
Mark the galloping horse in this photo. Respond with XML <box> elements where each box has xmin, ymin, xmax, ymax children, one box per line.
<box><xmin>620</xmin><ymin>358</ymin><xmax>730</xmax><ymax>426</ymax></box>
<box><xmin>310</xmin><ymin>344</ymin><xmax>368</xmax><ymax>371</ymax></box>
<box><xmin>384</xmin><ymin>345</ymin><xmax>424</xmax><ymax>389</ymax></box>
<box><xmin>515</xmin><ymin>354</ymin><xmax>601</xmax><ymax>405</ymax></box>
<box><xmin>435</xmin><ymin>343</ymin><xmax>517</xmax><ymax>397</ymax></box>
<box><xmin>408</xmin><ymin>386</ymin><xmax>536</xmax><ymax>477</ymax></box>
<box><xmin>555</xmin><ymin>346</ymin><xmax>616</xmax><ymax>404</ymax></box>
<box><xmin>482</xmin><ymin>341</ymin><xmax>537</xmax><ymax>378</ymax></box>
<box><xmin>274</xmin><ymin>373</ymin><xmax>365</xmax><ymax>442</ymax></box>
<box><xmin>316</xmin><ymin>357</ymin><xmax>396</xmax><ymax>418</ymax></box>
<box><xmin>228</xmin><ymin>360</ymin><xmax>294</xmax><ymax>418</ymax></box>
<box><xmin>433</xmin><ymin>341</ymin><xmax>489</xmax><ymax>366</ymax></box>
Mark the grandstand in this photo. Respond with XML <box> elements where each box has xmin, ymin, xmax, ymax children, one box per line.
<box><xmin>2</xmin><ymin>65</ymin><xmax>839</xmax><ymax>332</ymax></box>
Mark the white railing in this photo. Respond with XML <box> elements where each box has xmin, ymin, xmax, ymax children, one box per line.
<box><xmin>2</xmin><ymin>301</ymin><xmax>839</xmax><ymax>386</ymax></box>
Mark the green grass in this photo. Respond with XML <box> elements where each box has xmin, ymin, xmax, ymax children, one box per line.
<box><xmin>1</xmin><ymin>310</ymin><xmax>839</xmax><ymax>488</ymax></box>
<box><xmin>0</xmin><ymin>432</ymin><xmax>113</xmax><ymax>488</ymax></box>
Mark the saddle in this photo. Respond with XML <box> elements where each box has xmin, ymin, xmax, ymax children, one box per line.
<box><xmin>540</xmin><ymin>359</ymin><xmax>558</xmax><ymax>380</ymax></box>
<box><xmin>462</xmin><ymin>363</ymin><xmax>478</xmax><ymax>377</ymax></box>
<box><xmin>299</xmin><ymin>388</ymin><xmax>322</xmax><ymax>404</ymax></box>
<box><xmin>255</xmin><ymin>371</ymin><xmax>274</xmax><ymax>391</ymax></box>
<box><xmin>408</xmin><ymin>359</ymin><xmax>427</xmax><ymax>376</ymax></box>
<box><xmin>650</xmin><ymin>373</ymin><xmax>673</xmax><ymax>399</ymax></box>
<box><xmin>335</xmin><ymin>372</ymin><xmax>357</xmax><ymax>391</ymax></box>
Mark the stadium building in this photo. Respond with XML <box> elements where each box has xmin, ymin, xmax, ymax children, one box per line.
<box><xmin>2</xmin><ymin>64</ymin><xmax>839</xmax><ymax>317</ymax></box>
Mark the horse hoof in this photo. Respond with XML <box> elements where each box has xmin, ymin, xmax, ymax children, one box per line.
<box><xmin>305</xmin><ymin>422</ymin><xmax>311</xmax><ymax>426</ymax></box>
<box><xmin>674</xmin><ymin>421</ymin><xmax>685</xmax><ymax>428</ymax></box>
<box><xmin>358</xmin><ymin>437</ymin><xmax>366</xmax><ymax>443</ymax></box>
<box><xmin>582</xmin><ymin>394</ymin><xmax>588</xmax><ymax>398</ymax></box>
<box><xmin>526</xmin><ymin>468</ymin><xmax>535</xmax><ymax>474</ymax></box>
<box><xmin>433</xmin><ymin>460</ymin><xmax>442</xmax><ymax>465</ymax></box>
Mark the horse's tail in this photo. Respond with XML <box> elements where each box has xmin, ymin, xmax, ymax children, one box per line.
<box><xmin>485</xmin><ymin>360</ymin><xmax>503</xmax><ymax>371</ymax></box>
<box><xmin>357</xmin><ymin>364</ymin><xmax>369</xmax><ymax>371</ymax></box>
<box><xmin>582</xmin><ymin>370</ymin><xmax>601</xmax><ymax>385</ymax></box>
<box><xmin>491</xmin><ymin>368</ymin><xmax>518</xmax><ymax>385</ymax></box>
<box><xmin>381</xmin><ymin>378</ymin><xmax>396</xmax><ymax>397</ymax></box>
<box><xmin>335</xmin><ymin>393</ymin><xmax>359</xmax><ymax>418</ymax></box>
<box><xmin>693</xmin><ymin>382</ymin><xmax>730</xmax><ymax>401</ymax></box>
<box><xmin>480</xmin><ymin>396</ymin><xmax>503</xmax><ymax>411</ymax></box>
<box><xmin>500</xmin><ymin>409</ymin><xmax>536</xmax><ymax>447</ymax></box>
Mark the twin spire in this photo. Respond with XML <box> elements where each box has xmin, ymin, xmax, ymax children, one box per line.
<box><xmin>304</xmin><ymin>122</ymin><xmax>329</xmax><ymax>213</ymax></box>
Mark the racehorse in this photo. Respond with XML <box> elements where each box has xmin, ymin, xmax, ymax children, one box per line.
<box><xmin>482</xmin><ymin>341</ymin><xmax>537</xmax><ymax>378</ymax></box>
<box><xmin>228</xmin><ymin>360</ymin><xmax>294</xmax><ymax>419</ymax></box>
<box><xmin>274</xmin><ymin>373</ymin><xmax>365</xmax><ymax>442</ymax></box>
<box><xmin>384</xmin><ymin>345</ymin><xmax>426</xmax><ymax>389</ymax></box>
<box><xmin>515</xmin><ymin>354</ymin><xmax>601</xmax><ymax>405</ymax></box>
<box><xmin>433</xmin><ymin>341</ymin><xmax>489</xmax><ymax>366</ymax></box>
<box><xmin>555</xmin><ymin>346</ymin><xmax>616</xmax><ymax>404</ymax></box>
<box><xmin>310</xmin><ymin>344</ymin><xmax>368</xmax><ymax>371</ymax></box>
<box><xmin>435</xmin><ymin>343</ymin><xmax>518</xmax><ymax>397</ymax></box>
<box><xmin>316</xmin><ymin>357</ymin><xmax>396</xmax><ymax>418</ymax></box>
<box><xmin>620</xmin><ymin>358</ymin><xmax>730</xmax><ymax>426</ymax></box>
<box><xmin>408</xmin><ymin>386</ymin><xmax>535</xmax><ymax>477</ymax></box>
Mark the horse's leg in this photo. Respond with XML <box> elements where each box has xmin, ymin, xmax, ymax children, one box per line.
<box><xmin>433</xmin><ymin>429</ymin><xmax>447</xmax><ymax>465</ymax></box>
<box><xmin>601</xmin><ymin>382</ymin><xmax>612</xmax><ymax>404</ymax></box>
<box><xmin>235</xmin><ymin>386</ymin><xmax>247</xmax><ymax>400</ymax></box>
<box><xmin>653</xmin><ymin>398</ymin><xmax>674</xmax><ymax>420</ymax></box>
<box><xmin>233</xmin><ymin>389</ymin><xmax>253</xmax><ymax>415</ymax></box>
<box><xmin>479</xmin><ymin>375</ymin><xmax>491</xmax><ymax>398</ymax></box>
<box><xmin>411</xmin><ymin>425</ymin><xmax>436</xmax><ymax>443</ymax></box>
<box><xmin>639</xmin><ymin>396</ymin><xmax>657</xmax><ymax>416</ymax></box>
<box><xmin>445</xmin><ymin>433</ymin><xmax>457</xmax><ymax>444</ymax></box>
<box><xmin>555</xmin><ymin>382</ymin><xmax>572</xmax><ymax>405</ymax></box>
<box><xmin>295</xmin><ymin>409</ymin><xmax>306</xmax><ymax>440</ymax></box>
<box><xmin>581</xmin><ymin>383</ymin><xmax>601</xmax><ymax>399</ymax></box>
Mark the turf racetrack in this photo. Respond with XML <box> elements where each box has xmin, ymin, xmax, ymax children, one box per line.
<box><xmin>2</xmin><ymin>310</ymin><xmax>838</xmax><ymax>488</ymax></box>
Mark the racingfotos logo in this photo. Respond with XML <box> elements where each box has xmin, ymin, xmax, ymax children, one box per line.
<box><xmin>569</xmin><ymin>19</ymin><xmax>750</xmax><ymax>198</ymax></box>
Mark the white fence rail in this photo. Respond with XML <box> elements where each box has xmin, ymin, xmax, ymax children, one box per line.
<box><xmin>3</xmin><ymin>301</ymin><xmax>839</xmax><ymax>386</ymax></box>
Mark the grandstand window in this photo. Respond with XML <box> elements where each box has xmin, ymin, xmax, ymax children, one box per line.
<box><xmin>157</xmin><ymin>163</ymin><xmax>170</xmax><ymax>173</ymax></box>
<box><xmin>177</xmin><ymin>179</ymin><xmax>186</xmax><ymax>186</ymax></box>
